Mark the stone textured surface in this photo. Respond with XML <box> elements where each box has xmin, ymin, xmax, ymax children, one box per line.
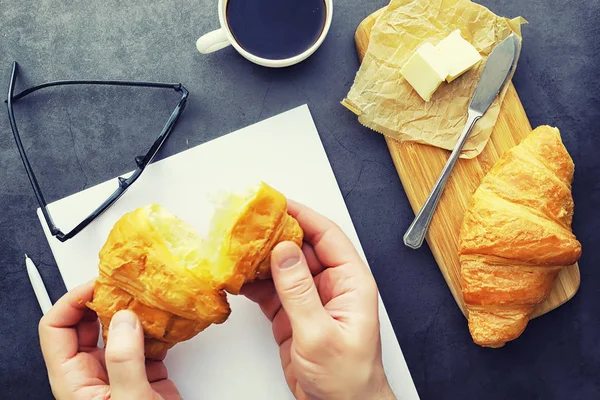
<box><xmin>1</xmin><ymin>0</ymin><xmax>599</xmax><ymax>398</ymax></box>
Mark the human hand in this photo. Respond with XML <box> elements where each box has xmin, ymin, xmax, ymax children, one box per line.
<box><xmin>242</xmin><ymin>200</ymin><xmax>395</xmax><ymax>400</ymax></box>
<box><xmin>38</xmin><ymin>280</ymin><xmax>181</xmax><ymax>400</ymax></box>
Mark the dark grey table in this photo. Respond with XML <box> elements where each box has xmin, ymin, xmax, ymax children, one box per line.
<box><xmin>1</xmin><ymin>0</ymin><xmax>599</xmax><ymax>399</ymax></box>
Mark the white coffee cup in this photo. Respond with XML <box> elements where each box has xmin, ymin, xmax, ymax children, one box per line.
<box><xmin>196</xmin><ymin>0</ymin><xmax>333</xmax><ymax>68</ymax></box>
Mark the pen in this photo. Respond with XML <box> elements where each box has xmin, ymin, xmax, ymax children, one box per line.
<box><xmin>25</xmin><ymin>254</ymin><xmax>53</xmax><ymax>315</ymax></box>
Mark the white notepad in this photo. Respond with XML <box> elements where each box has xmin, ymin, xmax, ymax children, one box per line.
<box><xmin>38</xmin><ymin>105</ymin><xmax>419</xmax><ymax>400</ymax></box>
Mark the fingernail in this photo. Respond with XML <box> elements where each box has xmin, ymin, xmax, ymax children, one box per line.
<box><xmin>109</xmin><ymin>310</ymin><xmax>137</xmax><ymax>332</ymax></box>
<box><xmin>274</xmin><ymin>242</ymin><xmax>301</xmax><ymax>269</ymax></box>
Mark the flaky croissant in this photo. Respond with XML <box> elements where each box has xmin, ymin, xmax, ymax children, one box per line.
<box><xmin>458</xmin><ymin>125</ymin><xmax>581</xmax><ymax>348</ymax></box>
<box><xmin>87</xmin><ymin>182</ymin><xmax>303</xmax><ymax>358</ymax></box>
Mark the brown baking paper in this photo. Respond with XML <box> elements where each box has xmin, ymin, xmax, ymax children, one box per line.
<box><xmin>342</xmin><ymin>0</ymin><xmax>526</xmax><ymax>159</ymax></box>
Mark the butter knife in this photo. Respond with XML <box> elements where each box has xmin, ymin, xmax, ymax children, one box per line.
<box><xmin>403</xmin><ymin>33</ymin><xmax>521</xmax><ymax>249</ymax></box>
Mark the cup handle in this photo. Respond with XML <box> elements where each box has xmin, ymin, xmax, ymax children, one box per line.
<box><xmin>196</xmin><ymin>28</ymin><xmax>231</xmax><ymax>54</ymax></box>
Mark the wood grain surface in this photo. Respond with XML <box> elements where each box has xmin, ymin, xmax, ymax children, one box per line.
<box><xmin>354</xmin><ymin>8</ymin><xmax>580</xmax><ymax>318</ymax></box>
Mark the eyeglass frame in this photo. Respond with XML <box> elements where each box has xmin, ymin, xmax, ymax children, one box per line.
<box><xmin>6</xmin><ymin>61</ymin><xmax>189</xmax><ymax>242</ymax></box>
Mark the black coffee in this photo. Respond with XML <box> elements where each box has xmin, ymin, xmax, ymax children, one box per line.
<box><xmin>226</xmin><ymin>0</ymin><xmax>326</xmax><ymax>60</ymax></box>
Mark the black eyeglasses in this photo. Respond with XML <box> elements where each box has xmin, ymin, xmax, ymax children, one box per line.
<box><xmin>6</xmin><ymin>61</ymin><xmax>189</xmax><ymax>242</ymax></box>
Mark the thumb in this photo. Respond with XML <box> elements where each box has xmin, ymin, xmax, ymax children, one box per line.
<box><xmin>105</xmin><ymin>310</ymin><xmax>152</xmax><ymax>399</ymax></box>
<box><xmin>271</xmin><ymin>241</ymin><xmax>329</xmax><ymax>333</ymax></box>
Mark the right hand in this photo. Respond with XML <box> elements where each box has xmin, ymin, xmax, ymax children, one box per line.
<box><xmin>242</xmin><ymin>200</ymin><xmax>395</xmax><ymax>400</ymax></box>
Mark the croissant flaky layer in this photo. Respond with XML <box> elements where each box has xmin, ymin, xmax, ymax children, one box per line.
<box><xmin>87</xmin><ymin>182</ymin><xmax>303</xmax><ymax>358</ymax></box>
<box><xmin>458</xmin><ymin>126</ymin><xmax>581</xmax><ymax>348</ymax></box>
<box><xmin>197</xmin><ymin>183</ymin><xmax>305</xmax><ymax>294</ymax></box>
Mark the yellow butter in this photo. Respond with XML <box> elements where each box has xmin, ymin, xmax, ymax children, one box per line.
<box><xmin>436</xmin><ymin>30</ymin><xmax>482</xmax><ymax>83</ymax></box>
<box><xmin>400</xmin><ymin>42</ymin><xmax>449</xmax><ymax>102</ymax></box>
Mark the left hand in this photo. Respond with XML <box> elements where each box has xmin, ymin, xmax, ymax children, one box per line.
<box><xmin>38</xmin><ymin>280</ymin><xmax>181</xmax><ymax>400</ymax></box>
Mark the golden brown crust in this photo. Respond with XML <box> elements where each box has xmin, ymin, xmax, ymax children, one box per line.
<box><xmin>219</xmin><ymin>183</ymin><xmax>304</xmax><ymax>293</ymax></box>
<box><xmin>460</xmin><ymin>256</ymin><xmax>561</xmax><ymax>306</ymax></box>
<box><xmin>467</xmin><ymin>308</ymin><xmax>530</xmax><ymax>348</ymax></box>
<box><xmin>458</xmin><ymin>126</ymin><xmax>581</xmax><ymax>347</ymax></box>
<box><xmin>256</xmin><ymin>213</ymin><xmax>304</xmax><ymax>280</ymax></box>
<box><xmin>87</xmin><ymin>182</ymin><xmax>303</xmax><ymax>357</ymax></box>
<box><xmin>87</xmin><ymin>206</ymin><xmax>230</xmax><ymax>358</ymax></box>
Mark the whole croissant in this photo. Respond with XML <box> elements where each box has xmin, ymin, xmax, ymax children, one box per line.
<box><xmin>87</xmin><ymin>182</ymin><xmax>303</xmax><ymax>358</ymax></box>
<box><xmin>458</xmin><ymin>126</ymin><xmax>581</xmax><ymax>348</ymax></box>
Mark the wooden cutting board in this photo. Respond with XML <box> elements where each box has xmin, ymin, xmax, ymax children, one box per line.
<box><xmin>355</xmin><ymin>8</ymin><xmax>580</xmax><ymax>318</ymax></box>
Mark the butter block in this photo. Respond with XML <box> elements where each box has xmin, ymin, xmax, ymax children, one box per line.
<box><xmin>400</xmin><ymin>42</ymin><xmax>449</xmax><ymax>102</ymax></box>
<box><xmin>435</xmin><ymin>30</ymin><xmax>482</xmax><ymax>83</ymax></box>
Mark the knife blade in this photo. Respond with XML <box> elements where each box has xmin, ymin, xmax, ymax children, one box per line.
<box><xmin>469</xmin><ymin>33</ymin><xmax>521</xmax><ymax>115</ymax></box>
<box><xmin>403</xmin><ymin>33</ymin><xmax>521</xmax><ymax>250</ymax></box>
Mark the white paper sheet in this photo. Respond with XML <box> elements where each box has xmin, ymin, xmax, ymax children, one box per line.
<box><xmin>38</xmin><ymin>105</ymin><xmax>419</xmax><ymax>400</ymax></box>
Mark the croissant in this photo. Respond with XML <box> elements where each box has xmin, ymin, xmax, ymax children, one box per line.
<box><xmin>87</xmin><ymin>182</ymin><xmax>303</xmax><ymax>358</ymax></box>
<box><xmin>458</xmin><ymin>125</ymin><xmax>581</xmax><ymax>348</ymax></box>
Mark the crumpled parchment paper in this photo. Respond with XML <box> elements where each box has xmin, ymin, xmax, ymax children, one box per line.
<box><xmin>342</xmin><ymin>0</ymin><xmax>526</xmax><ymax>159</ymax></box>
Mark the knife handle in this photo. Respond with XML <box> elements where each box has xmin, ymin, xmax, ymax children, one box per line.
<box><xmin>403</xmin><ymin>109</ymin><xmax>482</xmax><ymax>249</ymax></box>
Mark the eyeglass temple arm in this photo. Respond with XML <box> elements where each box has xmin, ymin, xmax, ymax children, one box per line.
<box><xmin>137</xmin><ymin>85</ymin><xmax>188</xmax><ymax>167</ymax></box>
<box><xmin>7</xmin><ymin>62</ymin><xmax>63</xmax><ymax>237</ymax></box>
<box><xmin>7</xmin><ymin>79</ymin><xmax>186</xmax><ymax>103</ymax></box>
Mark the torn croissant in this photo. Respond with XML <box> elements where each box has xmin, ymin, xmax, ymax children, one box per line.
<box><xmin>458</xmin><ymin>126</ymin><xmax>582</xmax><ymax>348</ymax></box>
<box><xmin>87</xmin><ymin>182</ymin><xmax>303</xmax><ymax>358</ymax></box>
